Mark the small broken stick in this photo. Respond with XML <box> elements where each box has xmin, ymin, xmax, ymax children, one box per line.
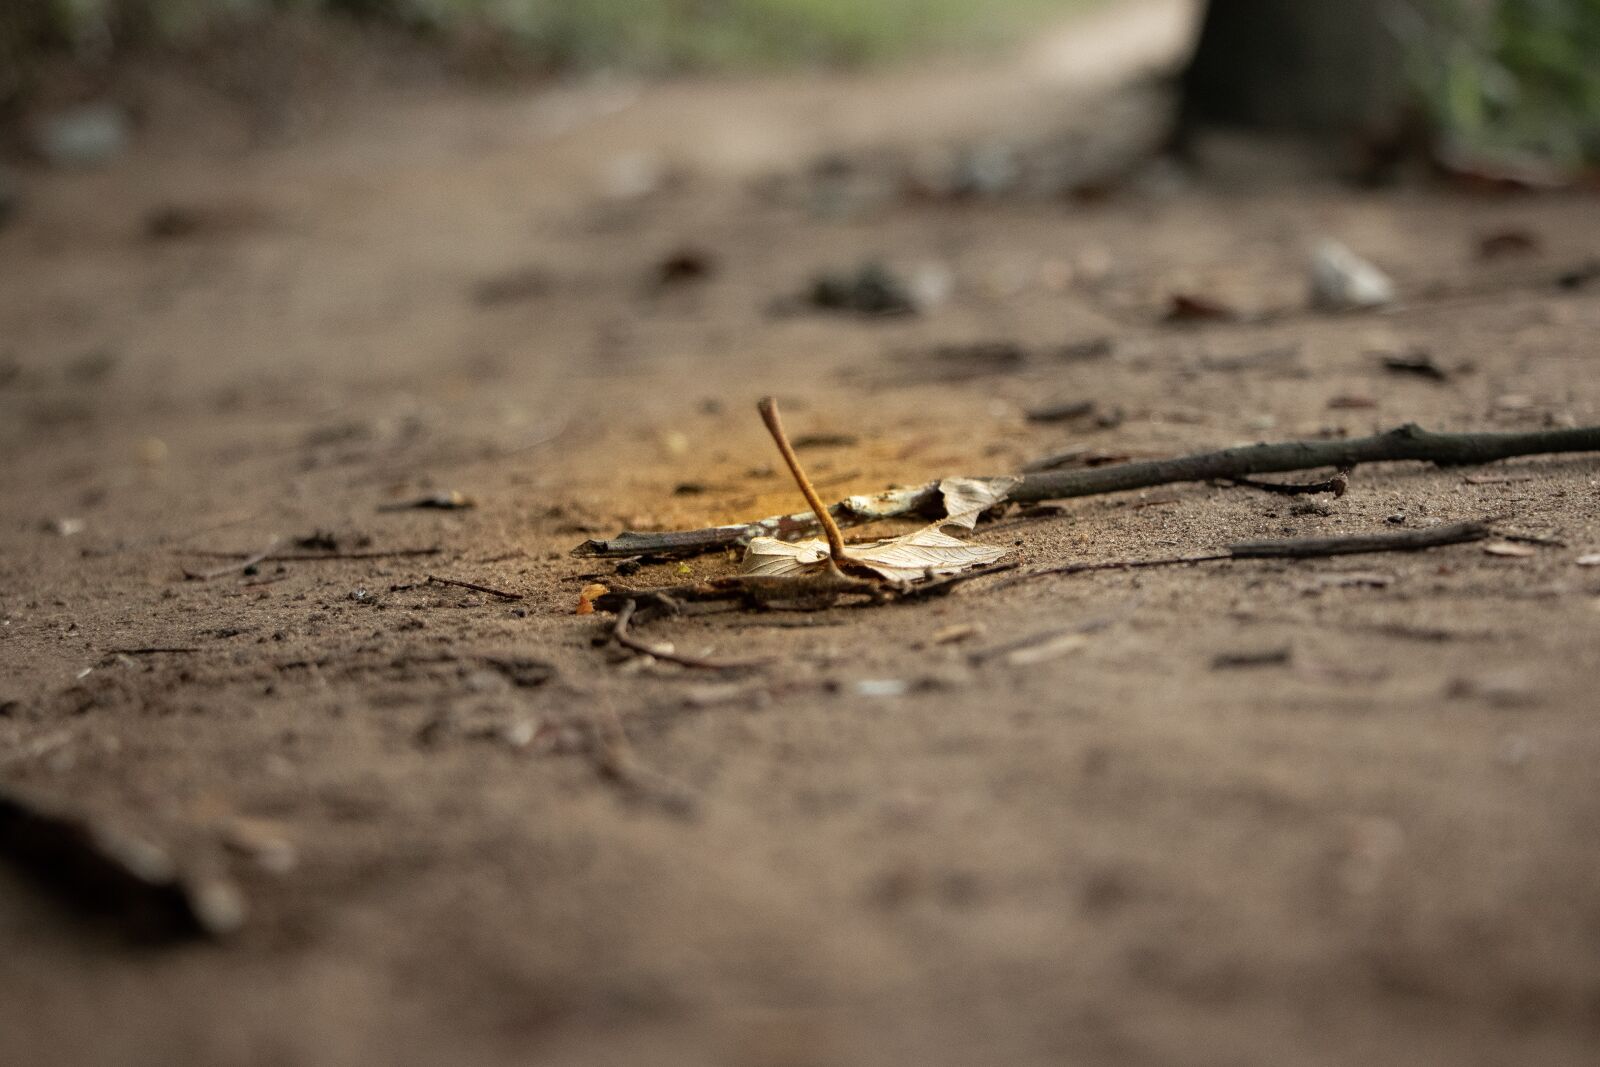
<box><xmin>1221</xmin><ymin>467</ymin><xmax>1351</xmax><ymax>498</ymax></box>
<box><xmin>425</xmin><ymin>574</ymin><xmax>523</xmax><ymax>601</ymax></box>
<box><xmin>758</xmin><ymin>396</ymin><xmax>850</xmax><ymax>567</ymax></box>
<box><xmin>610</xmin><ymin>599</ymin><xmax>768</xmax><ymax>671</ymax></box>
<box><xmin>182</xmin><ymin>537</ymin><xmax>280</xmax><ymax>581</ymax></box>
<box><xmin>1003</xmin><ymin>521</ymin><xmax>1491</xmax><ymax>587</ymax></box>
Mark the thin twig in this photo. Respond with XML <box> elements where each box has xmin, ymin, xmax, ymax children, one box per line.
<box><xmin>573</xmin><ymin>423</ymin><xmax>1600</xmax><ymax>560</ymax></box>
<box><xmin>758</xmin><ymin>396</ymin><xmax>848</xmax><ymax>562</ymax></box>
<box><xmin>998</xmin><ymin>521</ymin><xmax>1490</xmax><ymax>589</ymax></box>
<box><xmin>105</xmin><ymin>647</ymin><xmax>200</xmax><ymax>655</ymax></box>
<box><xmin>182</xmin><ymin>547</ymin><xmax>441</xmax><ymax>562</ymax></box>
<box><xmin>1220</xmin><ymin>467</ymin><xmax>1351</xmax><ymax>497</ymax></box>
<box><xmin>994</xmin><ymin>552</ymin><xmax>1229</xmax><ymax>589</ymax></box>
<box><xmin>1227</xmin><ymin>521</ymin><xmax>1490</xmax><ymax>558</ymax></box>
<box><xmin>611</xmin><ymin>599</ymin><xmax>768</xmax><ymax>671</ymax></box>
<box><xmin>1013</xmin><ymin>426</ymin><xmax>1599</xmax><ymax>503</ymax></box>
<box><xmin>425</xmin><ymin>574</ymin><xmax>524</xmax><ymax>601</ymax></box>
<box><xmin>181</xmin><ymin>538</ymin><xmax>280</xmax><ymax>581</ymax></box>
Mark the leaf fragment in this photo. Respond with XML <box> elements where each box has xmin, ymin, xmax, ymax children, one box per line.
<box><xmin>1482</xmin><ymin>541</ymin><xmax>1537</xmax><ymax>558</ymax></box>
<box><xmin>743</xmin><ymin>524</ymin><xmax>1006</xmax><ymax>582</ymax></box>
<box><xmin>740</xmin><ymin>475</ymin><xmax>1015</xmax><ymax>582</ymax></box>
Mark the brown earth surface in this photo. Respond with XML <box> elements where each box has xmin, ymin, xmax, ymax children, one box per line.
<box><xmin>3</xmin><ymin>2</ymin><xmax>1600</xmax><ymax>1064</ymax></box>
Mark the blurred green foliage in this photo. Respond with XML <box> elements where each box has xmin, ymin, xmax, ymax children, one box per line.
<box><xmin>2</xmin><ymin>0</ymin><xmax>1067</xmax><ymax>75</ymax></box>
<box><xmin>1411</xmin><ymin>0</ymin><xmax>1600</xmax><ymax>166</ymax></box>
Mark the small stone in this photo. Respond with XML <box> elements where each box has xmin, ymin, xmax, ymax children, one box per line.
<box><xmin>1309</xmin><ymin>240</ymin><xmax>1395</xmax><ymax>310</ymax></box>
<box><xmin>32</xmin><ymin>104</ymin><xmax>129</xmax><ymax>168</ymax></box>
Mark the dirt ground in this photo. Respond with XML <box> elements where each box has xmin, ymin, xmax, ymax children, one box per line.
<box><xmin>3</xmin><ymin>2</ymin><xmax>1600</xmax><ymax>1064</ymax></box>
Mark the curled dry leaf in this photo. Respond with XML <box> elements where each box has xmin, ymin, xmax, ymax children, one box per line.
<box><xmin>1482</xmin><ymin>541</ymin><xmax>1537</xmax><ymax>558</ymax></box>
<box><xmin>576</xmin><ymin>583</ymin><xmax>609</xmax><ymax>615</ymax></box>
<box><xmin>741</xmin><ymin>475</ymin><xmax>1015</xmax><ymax>582</ymax></box>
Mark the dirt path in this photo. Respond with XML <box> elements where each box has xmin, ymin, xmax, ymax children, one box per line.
<box><xmin>3</xmin><ymin>2</ymin><xmax>1600</xmax><ymax>1064</ymax></box>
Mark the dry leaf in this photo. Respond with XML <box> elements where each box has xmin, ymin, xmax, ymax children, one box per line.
<box><xmin>741</xmin><ymin>475</ymin><xmax>1015</xmax><ymax>582</ymax></box>
<box><xmin>937</xmin><ymin>475</ymin><xmax>1020</xmax><ymax>529</ymax></box>
<box><xmin>743</xmin><ymin>525</ymin><xmax>1005</xmax><ymax>581</ymax></box>
<box><xmin>1482</xmin><ymin>541</ymin><xmax>1537</xmax><ymax>558</ymax></box>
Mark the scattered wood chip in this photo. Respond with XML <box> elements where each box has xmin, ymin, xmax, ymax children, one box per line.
<box><xmin>791</xmin><ymin>432</ymin><xmax>858</xmax><ymax>450</ymax></box>
<box><xmin>1379</xmin><ymin>350</ymin><xmax>1451</xmax><ymax>382</ymax></box>
<box><xmin>1327</xmin><ymin>394</ymin><xmax>1378</xmax><ymax>410</ymax></box>
<box><xmin>1303</xmin><ymin>571</ymin><xmax>1395</xmax><ymax>591</ymax></box>
<box><xmin>1211</xmin><ymin>647</ymin><xmax>1291</xmax><ymax>669</ymax></box>
<box><xmin>1165</xmin><ymin>293</ymin><xmax>1236</xmax><ymax>323</ymax></box>
<box><xmin>932</xmin><ymin>623</ymin><xmax>983</xmax><ymax>645</ymax></box>
<box><xmin>1026</xmin><ymin>400</ymin><xmax>1096</xmax><ymax>424</ymax></box>
<box><xmin>655</xmin><ymin>247</ymin><xmax>716</xmax><ymax>286</ymax></box>
<box><xmin>999</xmin><ymin>632</ymin><xmax>1090</xmax><ymax>667</ymax></box>
<box><xmin>808</xmin><ymin>262</ymin><xmax>918</xmax><ymax>316</ymax></box>
<box><xmin>1483</xmin><ymin>540</ymin><xmax>1538</xmax><ymax>558</ymax></box>
<box><xmin>379</xmin><ymin>491</ymin><xmax>474</xmax><ymax>511</ymax></box>
<box><xmin>1464</xmin><ymin>471</ymin><xmax>1535</xmax><ymax>485</ymax></box>
<box><xmin>1574</xmin><ymin>553</ymin><xmax>1600</xmax><ymax>567</ymax></box>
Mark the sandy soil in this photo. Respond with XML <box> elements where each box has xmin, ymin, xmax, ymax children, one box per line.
<box><xmin>3</xmin><ymin>2</ymin><xmax>1600</xmax><ymax>1064</ymax></box>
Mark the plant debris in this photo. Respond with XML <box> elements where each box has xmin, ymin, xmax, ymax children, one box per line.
<box><xmin>740</xmin><ymin>401</ymin><xmax>1013</xmax><ymax>583</ymax></box>
<box><xmin>1165</xmin><ymin>293</ymin><xmax>1237</xmax><ymax>323</ymax></box>
<box><xmin>806</xmin><ymin>262</ymin><xmax>919</xmax><ymax>316</ymax></box>
<box><xmin>575</xmin><ymin>423</ymin><xmax>1600</xmax><ymax>561</ymax></box>
<box><xmin>379</xmin><ymin>491</ymin><xmax>475</xmax><ymax>511</ymax></box>
<box><xmin>655</xmin><ymin>247</ymin><xmax>717</xmax><ymax>286</ymax></box>
<box><xmin>0</xmin><ymin>788</ymin><xmax>244</xmax><ymax>941</ymax></box>
<box><xmin>1379</xmin><ymin>349</ymin><xmax>1452</xmax><ymax>382</ymax></box>
<box><xmin>1025</xmin><ymin>400</ymin><xmax>1097</xmax><ymax>424</ymax></box>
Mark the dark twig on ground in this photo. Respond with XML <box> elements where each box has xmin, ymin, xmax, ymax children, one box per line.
<box><xmin>183</xmin><ymin>547</ymin><xmax>441</xmax><ymax>562</ymax></box>
<box><xmin>610</xmin><ymin>599</ymin><xmax>769</xmax><ymax>671</ymax></box>
<box><xmin>425</xmin><ymin>574</ymin><xmax>523</xmax><ymax>601</ymax></box>
<box><xmin>1220</xmin><ymin>466</ymin><xmax>1352</xmax><ymax>497</ymax></box>
<box><xmin>1227</xmin><ymin>521</ymin><xmax>1490</xmax><ymax>558</ymax></box>
<box><xmin>181</xmin><ymin>538</ymin><xmax>280</xmax><ymax>580</ymax></box>
<box><xmin>106</xmin><ymin>647</ymin><xmax>200</xmax><ymax>656</ymax></box>
<box><xmin>1000</xmin><ymin>521</ymin><xmax>1491</xmax><ymax>589</ymax></box>
<box><xmin>575</xmin><ymin>424</ymin><xmax>1600</xmax><ymax>560</ymax></box>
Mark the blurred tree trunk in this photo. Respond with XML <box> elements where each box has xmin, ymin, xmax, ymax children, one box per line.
<box><xmin>1180</xmin><ymin>0</ymin><xmax>1409</xmax><ymax>132</ymax></box>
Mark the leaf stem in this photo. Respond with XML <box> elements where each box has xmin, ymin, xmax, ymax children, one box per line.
<box><xmin>757</xmin><ymin>397</ymin><xmax>848</xmax><ymax>561</ymax></box>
